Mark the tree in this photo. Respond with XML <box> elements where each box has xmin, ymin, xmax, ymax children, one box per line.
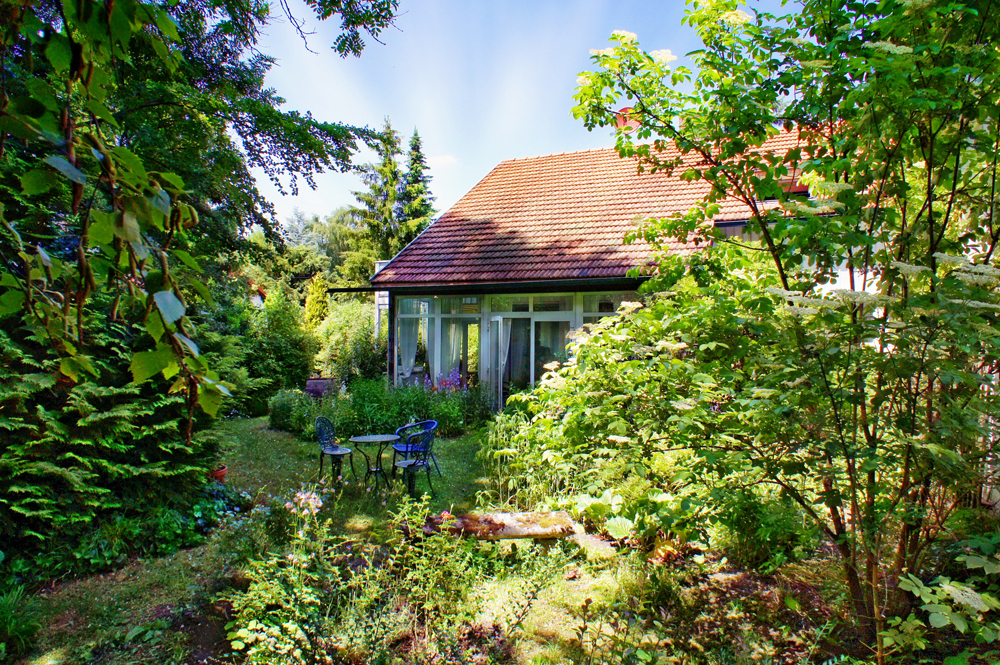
<box><xmin>398</xmin><ymin>129</ymin><xmax>435</xmax><ymax>239</ymax></box>
<box><xmin>351</xmin><ymin>117</ymin><xmax>404</xmax><ymax>260</ymax></box>
<box><xmin>0</xmin><ymin>0</ymin><xmax>398</xmax><ymax>578</ymax></box>
<box><xmin>304</xmin><ymin>274</ymin><xmax>331</xmax><ymax>328</ymax></box>
<box><xmin>571</xmin><ymin>2</ymin><xmax>1000</xmax><ymax>658</ymax></box>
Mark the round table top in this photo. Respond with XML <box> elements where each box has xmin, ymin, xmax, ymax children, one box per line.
<box><xmin>348</xmin><ymin>434</ymin><xmax>400</xmax><ymax>444</ymax></box>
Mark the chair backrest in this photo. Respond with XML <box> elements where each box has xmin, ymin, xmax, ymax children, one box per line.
<box><xmin>405</xmin><ymin>427</ymin><xmax>434</xmax><ymax>462</ymax></box>
<box><xmin>396</xmin><ymin>420</ymin><xmax>437</xmax><ymax>451</ymax></box>
<box><xmin>315</xmin><ymin>416</ymin><xmax>336</xmax><ymax>448</ymax></box>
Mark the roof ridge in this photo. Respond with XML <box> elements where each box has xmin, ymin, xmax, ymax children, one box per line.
<box><xmin>500</xmin><ymin>145</ymin><xmax>623</xmax><ymax>163</ymax></box>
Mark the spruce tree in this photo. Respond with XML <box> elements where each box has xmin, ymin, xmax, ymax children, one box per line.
<box><xmin>350</xmin><ymin>118</ymin><xmax>404</xmax><ymax>260</ymax></box>
<box><xmin>397</xmin><ymin>129</ymin><xmax>436</xmax><ymax>245</ymax></box>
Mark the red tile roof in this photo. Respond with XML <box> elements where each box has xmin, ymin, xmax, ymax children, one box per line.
<box><xmin>372</xmin><ymin>130</ymin><xmax>804</xmax><ymax>289</ymax></box>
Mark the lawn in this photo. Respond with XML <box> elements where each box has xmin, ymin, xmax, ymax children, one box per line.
<box><xmin>20</xmin><ymin>418</ymin><xmax>488</xmax><ymax>665</ymax></box>
<box><xmin>19</xmin><ymin>418</ymin><xmax>852</xmax><ymax>665</ymax></box>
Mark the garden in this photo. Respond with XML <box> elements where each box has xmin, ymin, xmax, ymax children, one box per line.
<box><xmin>3</xmin><ymin>0</ymin><xmax>1000</xmax><ymax>663</ymax></box>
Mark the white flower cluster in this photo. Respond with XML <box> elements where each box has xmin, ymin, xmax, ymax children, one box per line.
<box><xmin>618</xmin><ymin>300</ymin><xmax>644</xmax><ymax>314</ymax></box>
<box><xmin>933</xmin><ymin>252</ymin><xmax>970</xmax><ymax>266</ymax></box>
<box><xmin>650</xmin><ymin>49</ymin><xmax>677</xmax><ymax>64</ymax></box>
<box><xmin>590</xmin><ymin>47</ymin><xmax>615</xmax><ymax>57</ymax></box>
<box><xmin>811</xmin><ymin>181</ymin><xmax>854</xmax><ymax>198</ymax></box>
<box><xmin>612</xmin><ymin>30</ymin><xmax>638</xmax><ymax>42</ymax></box>
<box><xmin>608</xmin><ymin>434</ymin><xmax>632</xmax><ymax>444</ymax></box>
<box><xmin>782</xmin><ymin>376</ymin><xmax>809</xmax><ymax>388</ymax></box>
<box><xmin>789</xmin><ymin>38</ymin><xmax>811</xmax><ymax>47</ymax></box>
<box><xmin>670</xmin><ymin>399</ymin><xmax>696</xmax><ymax>411</ymax></box>
<box><xmin>949</xmin><ymin>299</ymin><xmax>1000</xmax><ymax>310</ymax></box>
<box><xmin>961</xmin><ymin>263</ymin><xmax>1000</xmax><ymax>277</ymax></box>
<box><xmin>900</xmin><ymin>0</ymin><xmax>931</xmax><ymax>8</ymax></box>
<box><xmin>814</xmin><ymin>197</ymin><xmax>846</xmax><ymax>211</ymax></box>
<box><xmin>890</xmin><ymin>261</ymin><xmax>931</xmax><ymax>277</ymax></box>
<box><xmin>785</xmin><ymin>304</ymin><xmax>819</xmax><ymax>316</ymax></box>
<box><xmin>831</xmin><ymin>289</ymin><xmax>896</xmax><ymax>305</ymax></box>
<box><xmin>577</xmin><ymin>74</ymin><xmax>592</xmax><ymax>86</ymax></box>
<box><xmin>720</xmin><ymin>10</ymin><xmax>751</xmax><ymax>25</ymax></box>
<box><xmin>751</xmin><ymin>388</ymin><xmax>778</xmax><ymax>399</ymax></box>
<box><xmin>655</xmin><ymin>340</ymin><xmax>689</xmax><ymax>355</ymax></box>
<box><xmin>865</xmin><ymin>41</ymin><xmax>914</xmax><ymax>55</ymax></box>
<box><xmin>782</xmin><ymin>200</ymin><xmax>837</xmax><ymax>215</ymax></box>
<box><xmin>956</xmin><ymin>272</ymin><xmax>998</xmax><ymax>287</ymax></box>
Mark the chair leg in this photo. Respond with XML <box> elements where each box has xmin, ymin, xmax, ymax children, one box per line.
<box><xmin>319</xmin><ymin>452</ymin><xmax>324</xmax><ymax>480</ymax></box>
<box><xmin>426</xmin><ymin>465</ymin><xmax>435</xmax><ymax>498</ymax></box>
<box><xmin>431</xmin><ymin>452</ymin><xmax>442</xmax><ymax>477</ymax></box>
<box><xmin>348</xmin><ymin>453</ymin><xmax>357</xmax><ymax>480</ymax></box>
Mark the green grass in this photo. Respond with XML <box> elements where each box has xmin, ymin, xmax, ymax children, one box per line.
<box><xmin>23</xmin><ymin>417</ymin><xmax>488</xmax><ymax>665</ymax></box>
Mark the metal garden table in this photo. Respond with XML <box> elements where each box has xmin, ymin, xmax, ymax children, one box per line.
<box><xmin>349</xmin><ymin>434</ymin><xmax>399</xmax><ymax>491</ymax></box>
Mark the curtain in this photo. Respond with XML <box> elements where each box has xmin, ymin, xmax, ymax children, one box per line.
<box><xmin>440</xmin><ymin>319</ymin><xmax>463</xmax><ymax>386</ymax></box>
<box><xmin>398</xmin><ymin>319</ymin><xmax>418</xmax><ymax>378</ymax></box>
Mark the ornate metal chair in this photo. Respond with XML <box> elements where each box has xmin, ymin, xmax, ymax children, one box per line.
<box><xmin>393</xmin><ymin>425</ymin><xmax>438</xmax><ymax>497</ymax></box>
<box><xmin>315</xmin><ymin>416</ymin><xmax>355</xmax><ymax>482</ymax></box>
<box><xmin>391</xmin><ymin>420</ymin><xmax>440</xmax><ymax>477</ymax></box>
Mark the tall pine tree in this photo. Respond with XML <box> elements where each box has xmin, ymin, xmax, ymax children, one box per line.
<box><xmin>398</xmin><ymin>129</ymin><xmax>436</xmax><ymax>243</ymax></box>
<box><xmin>351</xmin><ymin>118</ymin><xmax>404</xmax><ymax>260</ymax></box>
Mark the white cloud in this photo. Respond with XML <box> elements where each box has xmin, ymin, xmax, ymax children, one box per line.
<box><xmin>427</xmin><ymin>154</ymin><xmax>459</xmax><ymax>168</ymax></box>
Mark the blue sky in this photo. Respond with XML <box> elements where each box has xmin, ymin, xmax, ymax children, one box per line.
<box><xmin>252</xmin><ymin>1</ymin><xmax>712</xmax><ymax>227</ymax></box>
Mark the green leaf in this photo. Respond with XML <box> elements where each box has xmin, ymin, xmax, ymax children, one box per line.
<box><xmin>784</xmin><ymin>594</ymin><xmax>801</xmax><ymax>611</ymax></box>
<box><xmin>85</xmin><ymin>98</ymin><xmax>120</xmax><ymax>128</ymax></box>
<box><xmin>172</xmin><ymin>249</ymin><xmax>202</xmax><ymax>273</ymax></box>
<box><xmin>89</xmin><ymin>210</ymin><xmax>115</xmax><ymax>246</ymax></box>
<box><xmin>44</xmin><ymin>156</ymin><xmax>87</xmax><ymax>184</ymax></box>
<box><xmin>59</xmin><ymin>357</ymin><xmax>79</xmax><ymax>382</ymax></box>
<box><xmin>155</xmin><ymin>9</ymin><xmax>181</xmax><ymax>40</ymax></box>
<box><xmin>154</xmin><ymin>290</ymin><xmax>185</xmax><ymax>324</ymax></box>
<box><xmin>928</xmin><ymin>612</ymin><xmax>950</xmax><ymax>628</ymax></box>
<box><xmin>198</xmin><ymin>386</ymin><xmax>223</xmax><ymax>417</ymax></box>
<box><xmin>20</xmin><ymin>169</ymin><xmax>60</xmax><ymax>196</ymax></box>
<box><xmin>44</xmin><ymin>34</ymin><xmax>72</xmax><ymax>72</ymax></box>
<box><xmin>130</xmin><ymin>346</ymin><xmax>173</xmax><ymax>383</ymax></box>
<box><xmin>145</xmin><ymin>310</ymin><xmax>165</xmax><ymax>342</ymax></box>
<box><xmin>0</xmin><ymin>289</ymin><xmax>26</xmax><ymax>316</ymax></box>
<box><xmin>605</xmin><ymin>516</ymin><xmax>634</xmax><ymax>540</ymax></box>
<box><xmin>116</xmin><ymin>212</ymin><xmax>141</xmax><ymax>243</ymax></box>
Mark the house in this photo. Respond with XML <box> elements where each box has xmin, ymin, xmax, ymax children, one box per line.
<box><xmin>370</xmin><ymin>131</ymin><xmax>803</xmax><ymax>406</ymax></box>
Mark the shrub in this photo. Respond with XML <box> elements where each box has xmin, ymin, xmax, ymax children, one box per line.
<box><xmin>314</xmin><ymin>300</ymin><xmax>387</xmax><ymax>385</ymax></box>
<box><xmin>268</xmin><ymin>379</ymin><xmax>486</xmax><ymax>441</ymax></box>
<box><xmin>269</xmin><ymin>389</ymin><xmax>312</xmax><ymax>432</ymax></box>
<box><xmin>0</xmin><ymin>584</ymin><xmax>39</xmax><ymax>660</ymax></box>
<box><xmin>713</xmin><ymin>489</ymin><xmax>818</xmax><ymax>573</ymax></box>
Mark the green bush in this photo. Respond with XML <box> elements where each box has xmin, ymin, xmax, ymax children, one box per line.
<box><xmin>268</xmin><ymin>380</ymin><xmax>489</xmax><ymax>441</ymax></box>
<box><xmin>713</xmin><ymin>489</ymin><xmax>818</xmax><ymax>573</ymax></box>
<box><xmin>314</xmin><ymin>300</ymin><xmax>387</xmax><ymax>385</ymax></box>
<box><xmin>0</xmin><ymin>584</ymin><xmax>39</xmax><ymax>660</ymax></box>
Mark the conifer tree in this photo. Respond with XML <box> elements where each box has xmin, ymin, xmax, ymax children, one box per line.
<box><xmin>303</xmin><ymin>275</ymin><xmax>331</xmax><ymax>328</ymax></box>
<box><xmin>398</xmin><ymin>129</ymin><xmax>436</xmax><ymax>243</ymax></box>
<box><xmin>351</xmin><ymin>118</ymin><xmax>404</xmax><ymax>260</ymax></box>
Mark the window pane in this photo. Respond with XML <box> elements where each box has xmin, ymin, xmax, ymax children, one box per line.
<box><xmin>582</xmin><ymin>293</ymin><xmax>637</xmax><ymax>313</ymax></box>
<box><xmin>399</xmin><ymin>297</ymin><xmax>430</xmax><ymax>315</ymax></box>
<box><xmin>397</xmin><ymin>317</ymin><xmax>430</xmax><ymax>386</ymax></box>
<box><xmin>492</xmin><ymin>295</ymin><xmax>529</xmax><ymax>312</ymax></box>
<box><xmin>532</xmin><ymin>295</ymin><xmax>572</xmax><ymax>312</ymax></box>
<box><xmin>441</xmin><ymin>296</ymin><xmax>481</xmax><ymax>314</ymax></box>
<box><xmin>535</xmin><ymin>320</ymin><xmax>570</xmax><ymax>379</ymax></box>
